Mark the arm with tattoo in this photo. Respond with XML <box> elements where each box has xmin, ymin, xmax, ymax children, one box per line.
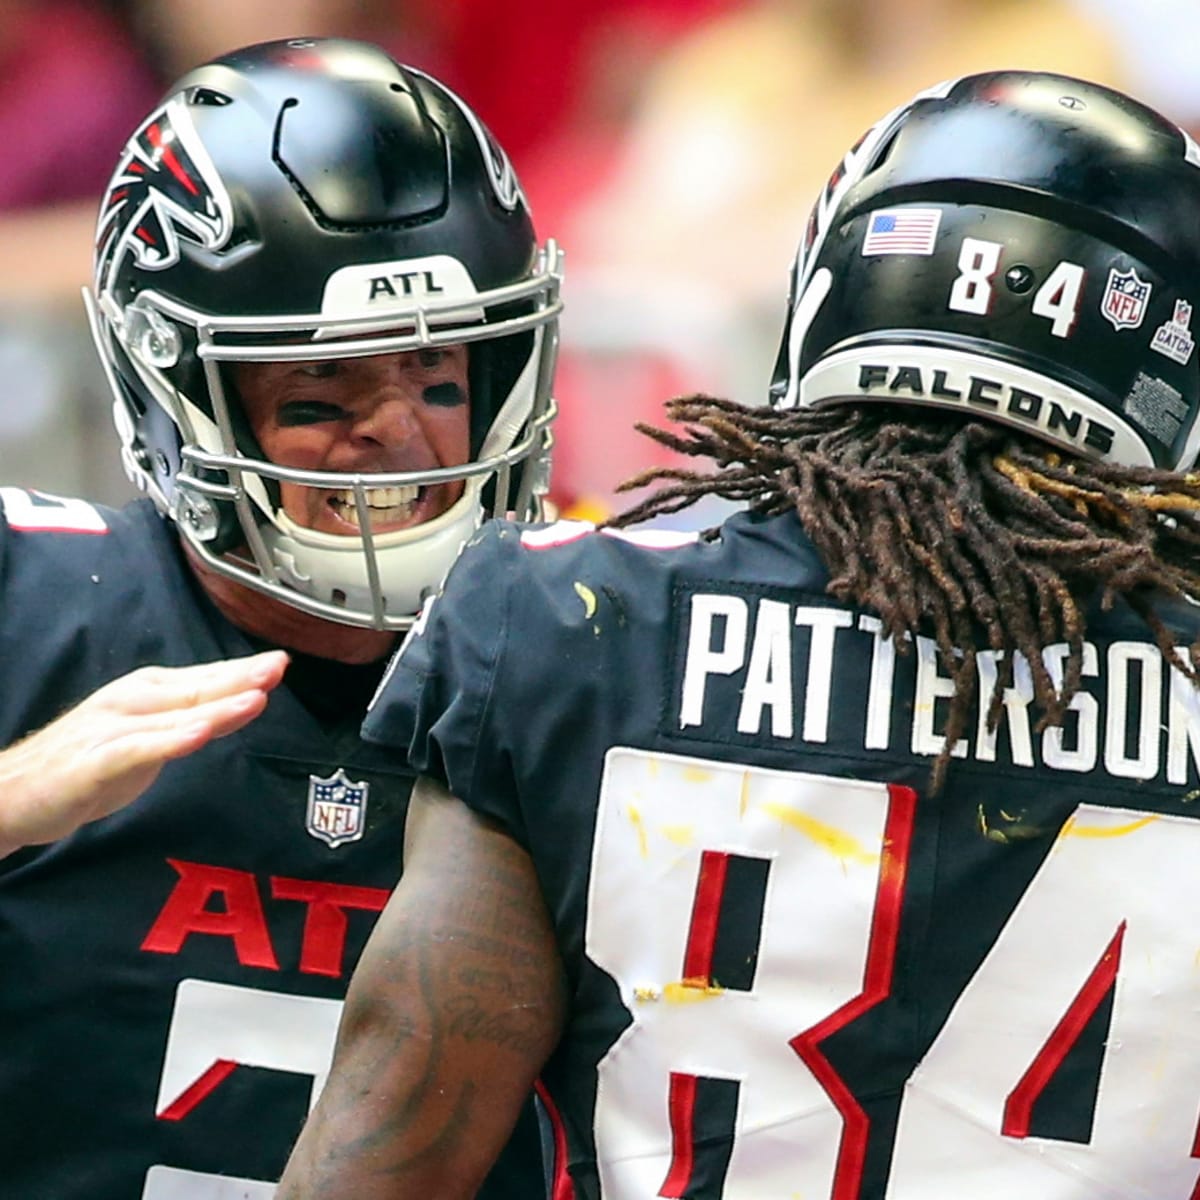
<box><xmin>277</xmin><ymin>775</ymin><xmax>567</xmax><ymax>1199</ymax></box>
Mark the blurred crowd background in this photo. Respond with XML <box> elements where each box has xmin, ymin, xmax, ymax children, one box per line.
<box><xmin>2</xmin><ymin>0</ymin><xmax>1199</xmax><ymax>524</ymax></box>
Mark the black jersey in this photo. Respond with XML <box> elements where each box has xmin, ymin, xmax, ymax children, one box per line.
<box><xmin>0</xmin><ymin>488</ymin><xmax>542</xmax><ymax>1199</ymax></box>
<box><xmin>364</xmin><ymin>509</ymin><xmax>1200</xmax><ymax>1200</ymax></box>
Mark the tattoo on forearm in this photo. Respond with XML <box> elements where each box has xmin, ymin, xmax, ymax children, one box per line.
<box><xmin>441</xmin><ymin>994</ymin><xmax>549</xmax><ymax>1054</ymax></box>
<box><xmin>280</xmin><ymin>804</ymin><xmax>563</xmax><ymax>1196</ymax></box>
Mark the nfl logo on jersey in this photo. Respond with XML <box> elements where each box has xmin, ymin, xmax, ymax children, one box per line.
<box><xmin>305</xmin><ymin>769</ymin><xmax>369</xmax><ymax>847</ymax></box>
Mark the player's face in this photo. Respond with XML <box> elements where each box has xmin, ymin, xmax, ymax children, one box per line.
<box><xmin>235</xmin><ymin>347</ymin><xmax>471</xmax><ymax>536</ymax></box>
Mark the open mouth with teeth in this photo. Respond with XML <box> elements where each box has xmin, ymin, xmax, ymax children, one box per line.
<box><xmin>326</xmin><ymin>485</ymin><xmax>430</xmax><ymax>533</ymax></box>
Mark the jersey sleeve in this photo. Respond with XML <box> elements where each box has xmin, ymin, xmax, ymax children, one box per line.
<box><xmin>362</xmin><ymin>522</ymin><xmax>523</xmax><ymax>838</ymax></box>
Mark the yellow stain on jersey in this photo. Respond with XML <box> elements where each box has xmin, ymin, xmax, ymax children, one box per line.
<box><xmin>681</xmin><ymin>764</ymin><xmax>714</xmax><ymax>785</ymax></box>
<box><xmin>1062</xmin><ymin>813</ymin><xmax>1159</xmax><ymax>840</ymax></box>
<box><xmin>626</xmin><ymin>803</ymin><xmax>650</xmax><ymax>858</ymax></box>
<box><xmin>977</xmin><ymin>804</ymin><xmax>1050</xmax><ymax>844</ymax></box>
<box><xmin>664</xmin><ymin>978</ymin><xmax>726</xmax><ymax>1003</ymax></box>
<box><xmin>661</xmin><ymin>824</ymin><xmax>695</xmax><ymax>846</ymax></box>
<box><xmin>573</xmin><ymin>580</ymin><xmax>598</xmax><ymax>619</ymax></box>
<box><xmin>762</xmin><ymin>803</ymin><xmax>879</xmax><ymax>866</ymax></box>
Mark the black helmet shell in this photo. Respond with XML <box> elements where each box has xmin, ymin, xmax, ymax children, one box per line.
<box><xmin>773</xmin><ymin>72</ymin><xmax>1200</xmax><ymax>470</ymax></box>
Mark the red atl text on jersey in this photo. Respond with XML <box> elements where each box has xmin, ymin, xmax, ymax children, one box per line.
<box><xmin>141</xmin><ymin>858</ymin><xmax>390</xmax><ymax>978</ymax></box>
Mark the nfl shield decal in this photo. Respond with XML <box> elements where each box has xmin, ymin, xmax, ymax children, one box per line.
<box><xmin>305</xmin><ymin>768</ymin><xmax>369</xmax><ymax>847</ymax></box>
<box><xmin>1101</xmin><ymin>266</ymin><xmax>1152</xmax><ymax>331</ymax></box>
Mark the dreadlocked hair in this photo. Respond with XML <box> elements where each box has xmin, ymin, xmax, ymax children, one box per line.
<box><xmin>609</xmin><ymin>395</ymin><xmax>1200</xmax><ymax>791</ymax></box>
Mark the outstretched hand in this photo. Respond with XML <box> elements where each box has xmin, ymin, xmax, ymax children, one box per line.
<box><xmin>0</xmin><ymin>650</ymin><xmax>289</xmax><ymax>857</ymax></box>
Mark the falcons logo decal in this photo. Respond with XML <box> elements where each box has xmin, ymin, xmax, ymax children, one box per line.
<box><xmin>95</xmin><ymin>96</ymin><xmax>233</xmax><ymax>289</ymax></box>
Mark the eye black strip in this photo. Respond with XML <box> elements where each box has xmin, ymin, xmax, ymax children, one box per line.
<box><xmin>423</xmin><ymin>382</ymin><xmax>467</xmax><ymax>408</ymax></box>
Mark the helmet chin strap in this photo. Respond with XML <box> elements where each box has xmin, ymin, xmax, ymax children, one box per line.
<box><xmin>178</xmin><ymin>537</ymin><xmax>399</xmax><ymax>662</ymax></box>
<box><xmin>263</xmin><ymin>479</ymin><xmax>484</xmax><ymax>628</ymax></box>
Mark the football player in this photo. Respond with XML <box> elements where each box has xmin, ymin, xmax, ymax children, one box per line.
<box><xmin>0</xmin><ymin>38</ymin><xmax>560</xmax><ymax>1199</ymax></box>
<box><xmin>280</xmin><ymin>72</ymin><xmax>1200</xmax><ymax>1199</ymax></box>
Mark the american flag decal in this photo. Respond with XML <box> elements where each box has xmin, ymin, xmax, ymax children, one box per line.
<box><xmin>861</xmin><ymin>208</ymin><xmax>942</xmax><ymax>257</ymax></box>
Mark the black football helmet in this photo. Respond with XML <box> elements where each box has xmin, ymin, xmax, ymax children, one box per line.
<box><xmin>85</xmin><ymin>37</ymin><xmax>562</xmax><ymax>629</ymax></box>
<box><xmin>771</xmin><ymin>71</ymin><xmax>1200</xmax><ymax>470</ymax></box>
